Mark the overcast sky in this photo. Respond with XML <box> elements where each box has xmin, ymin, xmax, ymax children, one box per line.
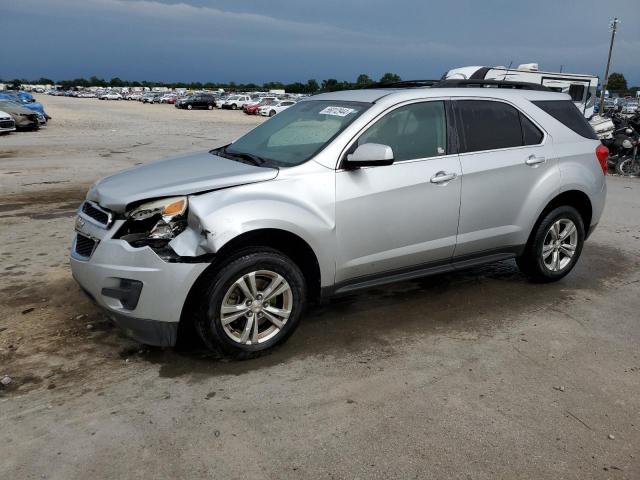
<box><xmin>2</xmin><ymin>0</ymin><xmax>639</xmax><ymax>85</ymax></box>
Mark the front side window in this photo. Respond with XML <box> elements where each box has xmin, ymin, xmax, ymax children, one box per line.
<box><xmin>222</xmin><ymin>100</ymin><xmax>369</xmax><ymax>167</ymax></box>
<box><xmin>355</xmin><ymin>101</ymin><xmax>447</xmax><ymax>161</ymax></box>
<box><xmin>455</xmin><ymin>100</ymin><xmax>523</xmax><ymax>153</ymax></box>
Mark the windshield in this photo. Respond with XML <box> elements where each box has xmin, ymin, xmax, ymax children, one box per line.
<box><xmin>222</xmin><ymin>100</ymin><xmax>369</xmax><ymax>167</ymax></box>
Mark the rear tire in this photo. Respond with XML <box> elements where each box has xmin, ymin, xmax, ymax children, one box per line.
<box><xmin>516</xmin><ymin>206</ymin><xmax>585</xmax><ymax>283</ymax></box>
<box><xmin>195</xmin><ymin>248</ymin><xmax>307</xmax><ymax>359</ymax></box>
<box><xmin>207</xmin><ymin>104</ymin><xmax>213</xmax><ymax>110</ymax></box>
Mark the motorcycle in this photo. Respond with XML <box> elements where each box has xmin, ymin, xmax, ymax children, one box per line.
<box><xmin>609</xmin><ymin>121</ymin><xmax>640</xmax><ymax>177</ymax></box>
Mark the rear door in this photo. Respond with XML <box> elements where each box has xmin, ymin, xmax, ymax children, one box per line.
<box><xmin>452</xmin><ymin>99</ymin><xmax>558</xmax><ymax>257</ymax></box>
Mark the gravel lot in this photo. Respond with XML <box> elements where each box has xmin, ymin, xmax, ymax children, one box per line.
<box><xmin>1</xmin><ymin>95</ymin><xmax>639</xmax><ymax>480</ymax></box>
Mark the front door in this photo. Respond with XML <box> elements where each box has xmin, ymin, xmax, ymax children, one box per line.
<box><xmin>335</xmin><ymin>100</ymin><xmax>462</xmax><ymax>283</ymax></box>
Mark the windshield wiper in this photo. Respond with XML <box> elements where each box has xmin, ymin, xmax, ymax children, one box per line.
<box><xmin>212</xmin><ymin>146</ymin><xmax>266</xmax><ymax>166</ymax></box>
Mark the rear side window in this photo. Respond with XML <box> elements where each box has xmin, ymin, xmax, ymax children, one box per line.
<box><xmin>455</xmin><ymin>100</ymin><xmax>523</xmax><ymax>153</ymax></box>
<box><xmin>520</xmin><ymin>113</ymin><xmax>544</xmax><ymax>145</ymax></box>
<box><xmin>532</xmin><ymin>100</ymin><xmax>597</xmax><ymax>139</ymax></box>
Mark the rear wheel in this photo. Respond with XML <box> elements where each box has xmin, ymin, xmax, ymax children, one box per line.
<box><xmin>207</xmin><ymin>104</ymin><xmax>213</xmax><ymax>110</ymax></box>
<box><xmin>516</xmin><ymin>206</ymin><xmax>584</xmax><ymax>283</ymax></box>
<box><xmin>195</xmin><ymin>248</ymin><xmax>307</xmax><ymax>359</ymax></box>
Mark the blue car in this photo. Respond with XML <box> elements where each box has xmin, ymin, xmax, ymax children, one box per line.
<box><xmin>0</xmin><ymin>92</ymin><xmax>51</xmax><ymax>120</ymax></box>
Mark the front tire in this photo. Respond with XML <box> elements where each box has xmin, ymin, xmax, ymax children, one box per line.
<box><xmin>269</xmin><ymin>110</ymin><xmax>276</xmax><ymax>117</ymax></box>
<box><xmin>207</xmin><ymin>104</ymin><xmax>213</xmax><ymax>110</ymax></box>
<box><xmin>231</xmin><ymin>103</ymin><xmax>238</xmax><ymax>110</ymax></box>
<box><xmin>516</xmin><ymin>206</ymin><xmax>584</xmax><ymax>283</ymax></box>
<box><xmin>187</xmin><ymin>104</ymin><xmax>192</xmax><ymax>110</ymax></box>
<box><xmin>195</xmin><ymin>248</ymin><xmax>307</xmax><ymax>359</ymax></box>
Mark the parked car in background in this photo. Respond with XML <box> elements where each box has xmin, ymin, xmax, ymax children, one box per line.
<box><xmin>0</xmin><ymin>92</ymin><xmax>51</xmax><ymax>120</ymax></box>
<box><xmin>141</xmin><ymin>92</ymin><xmax>164</xmax><ymax>104</ymax></box>
<box><xmin>175</xmin><ymin>94</ymin><xmax>216</xmax><ymax>110</ymax></box>
<box><xmin>244</xmin><ymin>97</ymin><xmax>277</xmax><ymax>115</ymax></box>
<box><xmin>0</xmin><ymin>100</ymin><xmax>40</xmax><ymax>130</ymax></box>
<box><xmin>160</xmin><ymin>94</ymin><xmax>177</xmax><ymax>104</ymax></box>
<box><xmin>258</xmin><ymin>100</ymin><xmax>296</xmax><ymax>117</ymax></box>
<box><xmin>126</xmin><ymin>92</ymin><xmax>143</xmax><ymax>101</ymax></box>
<box><xmin>220</xmin><ymin>95</ymin><xmax>253</xmax><ymax>110</ymax></box>
<box><xmin>78</xmin><ymin>92</ymin><xmax>97</xmax><ymax>98</ymax></box>
<box><xmin>622</xmin><ymin>101</ymin><xmax>639</xmax><ymax>115</ymax></box>
<box><xmin>0</xmin><ymin>110</ymin><xmax>16</xmax><ymax>134</ymax></box>
<box><xmin>100</xmin><ymin>92</ymin><xmax>123</xmax><ymax>100</ymax></box>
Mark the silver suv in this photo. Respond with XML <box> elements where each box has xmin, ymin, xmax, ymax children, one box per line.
<box><xmin>71</xmin><ymin>85</ymin><xmax>607</xmax><ymax>357</ymax></box>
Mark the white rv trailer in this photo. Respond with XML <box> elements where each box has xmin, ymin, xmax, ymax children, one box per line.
<box><xmin>444</xmin><ymin>64</ymin><xmax>599</xmax><ymax>119</ymax></box>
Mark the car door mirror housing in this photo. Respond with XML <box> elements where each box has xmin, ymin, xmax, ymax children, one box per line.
<box><xmin>345</xmin><ymin>143</ymin><xmax>394</xmax><ymax>168</ymax></box>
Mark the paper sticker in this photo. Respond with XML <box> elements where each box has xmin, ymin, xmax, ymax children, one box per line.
<box><xmin>319</xmin><ymin>106</ymin><xmax>355</xmax><ymax>117</ymax></box>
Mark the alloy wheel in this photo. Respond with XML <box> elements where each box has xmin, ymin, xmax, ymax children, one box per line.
<box><xmin>220</xmin><ymin>270</ymin><xmax>293</xmax><ymax>345</ymax></box>
<box><xmin>541</xmin><ymin>219</ymin><xmax>578</xmax><ymax>272</ymax></box>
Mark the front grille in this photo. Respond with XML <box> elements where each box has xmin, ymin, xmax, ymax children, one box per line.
<box><xmin>0</xmin><ymin>120</ymin><xmax>14</xmax><ymax>128</ymax></box>
<box><xmin>81</xmin><ymin>201</ymin><xmax>112</xmax><ymax>227</ymax></box>
<box><xmin>75</xmin><ymin>233</ymin><xmax>98</xmax><ymax>258</ymax></box>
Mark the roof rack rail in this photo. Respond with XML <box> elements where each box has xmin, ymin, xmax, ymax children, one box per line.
<box><xmin>432</xmin><ymin>79</ymin><xmax>552</xmax><ymax>91</ymax></box>
<box><xmin>369</xmin><ymin>79</ymin><xmax>440</xmax><ymax>89</ymax></box>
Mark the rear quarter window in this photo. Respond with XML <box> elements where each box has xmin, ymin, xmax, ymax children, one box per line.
<box><xmin>532</xmin><ymin>100</ymin><xmax>597</xmax><ymax>140</ymax></box>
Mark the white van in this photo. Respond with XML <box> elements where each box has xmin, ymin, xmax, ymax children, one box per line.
<box><xmin>445</xmin><ymin>64</ymin><xmax>599</xmax><ymax>119</ymax></box>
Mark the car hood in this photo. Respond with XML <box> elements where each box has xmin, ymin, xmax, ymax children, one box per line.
<box><xmin>87</xmin><ymin>150</ymin><xmax>279</xmax><ymax>212</ymax></box>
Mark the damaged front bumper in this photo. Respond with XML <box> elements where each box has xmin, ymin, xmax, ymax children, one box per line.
<box><xmin>70</xmin><ymin>215</ymin><xmax>209</xmax><ymax>347</ymax></box>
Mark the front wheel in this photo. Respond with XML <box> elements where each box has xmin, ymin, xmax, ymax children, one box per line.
<box><xmin>269</xmin><ymin>110</ymin><xmax>276</xmax><ymax>117</ymax></box>
<box><xmin>187</xmin><ymin>104</ymin><xmax>193</xmax><ymax>110</ymax></box>
<box><xmin>616</xmin><ymin>156</ymin><xmax>640</xmax><ymax>176</ymax></box>
<box><xmin>516</xmin><ymin>206</ymin><xmax>585</xmax><ymax>283</ymax></box>
<box><xmin>207</xmin><ymin>104</ymin><xmax>213</xmax><ymax>110</ymax></box>
<box><xmin>195</xmin><ymin>248</ymin><xmax>307</xmax><ymax>358</ymax></box>
<box><xmin>231</xmin><ymin>104</ymin><xmax>238</xmax><ymax>110</ymax></box>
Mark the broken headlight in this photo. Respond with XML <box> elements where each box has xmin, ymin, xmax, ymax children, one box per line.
<box><xmin>115</xmin><ymin>196</ymin><xmax>188</xmax><ymax>248</ymax></box>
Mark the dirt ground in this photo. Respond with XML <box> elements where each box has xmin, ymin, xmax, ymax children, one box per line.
<box><xmin>1</xmin><ymin>95</ymin><xmax>639</xmax><ymax>480</ymax></box>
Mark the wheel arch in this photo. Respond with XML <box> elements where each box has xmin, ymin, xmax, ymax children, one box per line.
<box><xmin>178</xmin><ymin>228</ymin><xmax>322</xmax><ymax>342</ymax></box>
<box><xmin>526</xmin><ymin>189</ymin><xmax>593</xmax><ymax>247</ymax></box>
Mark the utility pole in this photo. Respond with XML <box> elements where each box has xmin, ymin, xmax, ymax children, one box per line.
<box><xmin>599</xmin><ymin>17</ymin><xmax>619</xmax><ymax>114</ymax></box>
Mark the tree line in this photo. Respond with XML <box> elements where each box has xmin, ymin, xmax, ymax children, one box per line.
<box><xmin>1</xmin><ymin>73</ymin><xmax>403</xmax><ymax>93</ymax></box>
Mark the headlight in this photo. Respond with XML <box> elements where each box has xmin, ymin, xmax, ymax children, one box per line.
<box><xmin>116</xmin><ymin>196</ymin><xmax>188</xmax><ymax>246</ymax></box>
<box><xmin>129</xmin><ymin>196</ymin><xmax>187</xmax><ymax>221</ymax></box>
<box><xmin>622</xmin><ymin>139</ymin><xmax>633</xmax><ymax>149</ymax></box>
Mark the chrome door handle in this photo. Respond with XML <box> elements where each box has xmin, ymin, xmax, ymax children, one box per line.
<box><xmin>525</xmin><ymin>155</ymin><xmax>546</xmax><ymax>166</ymax></box>
<box><xmin>430</xmin><ymin>171</ymin><xmax>457</xmax><ymax>184</ymax></box>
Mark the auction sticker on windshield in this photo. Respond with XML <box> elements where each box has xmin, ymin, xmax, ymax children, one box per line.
<box><xmin>319</xmin><ymin>106</ymin><xmax>356</xmax><ymax>117</ymax></box>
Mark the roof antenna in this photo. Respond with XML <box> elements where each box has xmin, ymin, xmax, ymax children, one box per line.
<box><xmin>502</xmin><ymin>61</ymin><xmax>513</xmax><ymax>81</ymax></box>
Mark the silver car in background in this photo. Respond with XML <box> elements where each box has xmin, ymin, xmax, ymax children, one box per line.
<box><xmin>71</xmin><ymin>85</ymin><xmax>607</xmax><ymax>358</ymax></box>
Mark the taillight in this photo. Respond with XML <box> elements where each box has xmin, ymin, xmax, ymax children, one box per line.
<box><xmin>595</xmin><ymin>144</ymin><xmax>609</xmax><ymax>175</ymax></box>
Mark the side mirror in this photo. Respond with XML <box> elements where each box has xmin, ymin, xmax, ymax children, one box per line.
<box><xmin>345</xmin><ymin>143</ymin><xmax>394</xmax><ymax>168</ymax></box>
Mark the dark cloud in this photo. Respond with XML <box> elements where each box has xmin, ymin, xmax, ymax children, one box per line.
<box><xmin>2</xmin><ymin>0</ymin><xmax>639</xmax><ymax>84</ymax></box>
